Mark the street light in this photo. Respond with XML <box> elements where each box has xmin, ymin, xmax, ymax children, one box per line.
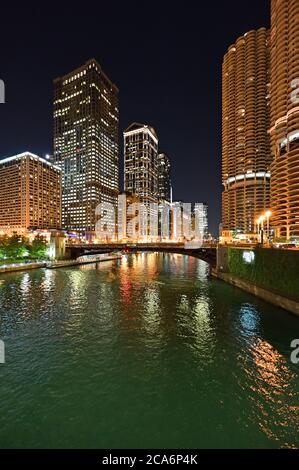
<box><xmin>259</xmin><ymin>215</ymin><xmax>266</xmax><ymax>245</ymax></box>
<box><xmin>265</xmin><ymin>210</ymin><xmax>272</xmax><ymax>239</ymax></box>
<box><xmin>255</xmin><ymin>218</ymin><xmax>260</xmax><ymax>236</ymax></box>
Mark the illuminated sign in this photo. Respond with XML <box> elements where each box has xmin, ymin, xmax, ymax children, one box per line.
<box><xmin>243</xmin><ymin>251</ymin><xmax>255</xmax><ymax>264</ymax></box>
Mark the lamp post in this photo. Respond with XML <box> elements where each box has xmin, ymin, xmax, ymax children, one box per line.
<box><xmin>265</xmin><ymin>210</ymin><xmax>272</xmax><ymax>240</ymax></box>
<box><xmin>260</xmin><ymin>215</ymin><xmax>265</xmax><ymax>245</ymax></box>
<box><xmin>255</xmin><ymin>218</ymin><xmax>260</xmax><ymax>238</ymax></box>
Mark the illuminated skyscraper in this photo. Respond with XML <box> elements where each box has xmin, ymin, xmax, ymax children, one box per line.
<box><xmin>157</xmin><ymin>152</ymin><xmax>171</xmax><ymax>203</ymax></box>
<box><xmin>54</xmin><ymin>59</ymin><xmax>119</xmax><ymax>235</ymax></box>
<box><xmin>0</xmin><ymin>152</ymin><xmax>61</xmax><ymax>232</ymax></box>
<box><xmin>194</xmin><ymin>203</ymin><xmax>208</xmax><ymax>240</ymax></box>
<box><xmin>222</xmin><ymin>28</ymin><xmax>271</xmax><ymax>233</ymax></box>
<box><xmin>124</xmin><ymin>123</ymin><xmax>158</xmax><ymax>205</ymax></box>
<box><xmin>270</xmin><ymin>0</ymin><xmax>299</xmax><ymax>239</ymax></box>
<box><xmin>117</xmin><ymin>192</ymin><xmax>143</xmax><ymax>242</ymax></box>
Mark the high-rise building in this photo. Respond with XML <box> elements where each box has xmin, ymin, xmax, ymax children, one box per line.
<box><xmin>117</xmin><ymin>192</ymin><xmax>144</xmax><ymax>242</ymax></box>
<box><xmin>124</xmin><ymin>123</ymin><xmax>158</xmax><ymax>205</ymax></box>
<box><xmin>0</xmin><ymin>152</ymin><xmax>61</xmax><ymax>232</ymax></box>
<box><xmin>222</xmin><ymin>28</ymin><xmax>271</xmax><ymax>234</ymax></box>
<box><xmin>194</xmin><ymin>203</ymin><xmax>208</xmax><ymax>240</ymax></box>
<box><xmin>270</xmin><ymin>0</ymin><xmax>299</xmax><ymax>239</ymax></box>
<box><xmin>157</xmin><ymin>152</ymin><xmax>171</xmax><ymax>203</ymax></box>
<box><xmin>54</xmin><ymin>59</ymin><xmax>119</xmax><ymax>235</ymax></box>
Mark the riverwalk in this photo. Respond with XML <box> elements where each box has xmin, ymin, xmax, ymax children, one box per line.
<box><xmin>0</xmin><ymin>262</ymin><xmax>46</xmax><ymax>274</ymax></box>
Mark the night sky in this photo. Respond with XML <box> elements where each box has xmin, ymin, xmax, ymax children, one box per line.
<box><xmin>0</xmin><ymin>1</ymin><xmax>270</xmax><ymax>236</ymax></box>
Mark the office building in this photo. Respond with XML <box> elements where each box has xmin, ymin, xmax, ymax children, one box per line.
<box><xmin>54</xmin><ymin>59</ymin><xmax>119</xmax><ymax>235</ymax></box>
<box><xmin>124</xmin><ymin>123</ymin><xmax>158</xmax><ymax>205</ymax></box>
<box><xmin>0</xmin><ymin>152</ymin><xmax>61</xmax><ymax>232</ymax></box>
<box><xmin>194</xmin><ymin>203</ymin><xmax>208</xmax><ymax>240</ymax></box>
<box><xmin>157</xmin><ymin>152</ymin><xmax>171</xmax><ymax>203</ymax></box>
<box><xmin>117</xmin><ymin>192</ymin><xmax>146</xmax><ymax>242</ymax></box>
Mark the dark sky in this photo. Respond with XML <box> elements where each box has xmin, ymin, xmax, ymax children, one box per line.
<box><xmin>0</xmin><ymin>1</ymin><xmax>270</xmax><ymax>236</ymax></box>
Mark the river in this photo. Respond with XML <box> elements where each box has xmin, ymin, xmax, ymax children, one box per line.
<box><xmin>0</xmin><ymin>253</ymin><xmax>298</xmax><ymax>448</ymax></box>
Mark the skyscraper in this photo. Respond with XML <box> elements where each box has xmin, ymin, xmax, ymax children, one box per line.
<box><xmin>194</xmin><ymin>203</ymin><xmax>208</xmax><ymax>240</ymax></box>
<box><xmin>54</xmin><ymin>59</ymin><xmax>119</xmax><ymax>235</ymax></box>
<box><xmin>157</xmin><ymin>152</ymin><xmax>171</xmax><ymax>203</ymax></box>
<box><xmin>124</xmin><ymin>123</ymin><xmax>158</xmax><ymax>205</ymax></box>
<box><xmin>117</xmin><ymin>192</ymin><xmax>143</xmax><ymax>242</ymax></box>
<box><xmin>222</xmin><ymin>28</ymin><xmax>271</xmax><ymax>234</ymax></box>
<box><xmin>0</xmin><ymin>152</ymin><xmax>61</xmax><ymax>232</ymax></box>
<box><xmin>270</xmin><ymin>0</ymin><xmax>299</xmax><ymax>239</ymax></box>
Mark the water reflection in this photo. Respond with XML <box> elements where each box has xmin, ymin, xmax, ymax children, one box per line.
<box><xmin>20</xmin><ymin>273</ymin><xmax>31</xmax><ymax>297</ymax></box>
<box><xmin>239</xmin><ymin>304</ymin><xmax>261</xmax><ymax>339</ymax></box>
<box><xmin>40</xmin><ymin>269</ymin><xmax>55</xmax><ymax>293</ymax></box>
<box><xmin>249</xmin><ymin>339</ymin><xmax>298</xmax><ymax>448</ymax></box>
<box><xmin>0</xmin><ymin>253</ymin><xmax>298</xmax><ymax>449</ymax></box>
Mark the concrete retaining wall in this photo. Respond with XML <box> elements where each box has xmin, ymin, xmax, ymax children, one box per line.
<box><xmin>0</xmin><ymin>262</ymin><xmax>46</xmax><ymax>274</ymax></box>
<box><xmin>212</xmin><ymin>269</ymin><xmax>299</xmax><ymax>317</ymax></box>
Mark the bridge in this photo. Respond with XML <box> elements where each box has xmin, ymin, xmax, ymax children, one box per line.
<box><xmin>65</xmin><ymin>243</ymin><xmax>217</xmax><ymax>266</ymax></box>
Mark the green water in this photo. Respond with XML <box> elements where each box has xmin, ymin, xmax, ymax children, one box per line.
<box><xmin>0</xmin><ymin>253</ymin><xmax>298</xmax><ymax>449</ymax></box>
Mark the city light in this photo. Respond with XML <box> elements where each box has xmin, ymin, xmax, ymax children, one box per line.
<box><xmin>0</xmin><ymin>0</ymin><xmax>299</xmax><ymax>456</ymax></box>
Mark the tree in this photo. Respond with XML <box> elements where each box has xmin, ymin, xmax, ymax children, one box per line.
<box><xmin>0</xmin><ymin>235</ymin><xmax>8</xmax><ymax>259</ymax></box>
<box><xmin>30</xmin><ymin>235</ymin><xmax>48</xmax><ymax>259</ymax></box>
<box><xmin>6</xmin><ymin>234</ymin><xmax>29</xmax><ymax>260</ymax></box>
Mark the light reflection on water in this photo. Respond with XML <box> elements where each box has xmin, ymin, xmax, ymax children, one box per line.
<box><xmin>0</xmin><ymin>252</ymin><xmax>298</xmax><ymax>449</ymax></box>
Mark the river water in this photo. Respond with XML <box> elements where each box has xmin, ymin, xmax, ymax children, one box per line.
<box><xmin>0</xmin><ymin>253</ymin><xmax>298</xmax><ymax>448</ymax></box>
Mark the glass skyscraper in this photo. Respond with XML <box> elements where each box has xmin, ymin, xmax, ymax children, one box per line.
<box><xmin>124</xmin><ymin>123</ymin><xmax>158</xmax><ymax>206</ymax></box>
<box><xmin>54</xmin><ymin>59</ymin><xmax>119</xmax><ymax>236</ymax></box>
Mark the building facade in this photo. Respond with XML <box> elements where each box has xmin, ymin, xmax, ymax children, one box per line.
<box><xmin>194</xmin><ymin>203</ymin><xmax>208</xmax><ymax>240</ymax></box>
<box><xmin>54</xmin><ymin>59</ymin><xmax>119</xmax><ymax>235</ymax></box>
<box><xmin>270</xmin><ymin>0</ymin><xmax>299</xmax><ymax>239</ymax></box>
<box><xmin>0</xmin><ymin>152</ymin><xmax>61</xmax><ymax>232</ymax></box>
<box><xmin>222</xmin><ymin>28</ymin><xmax>271</xmax><ymax>234</ymax></box>
<box><xmin>157</xmin><ymin>152</ymin><xmax>171</xmax><ymax>203</ymax></box>
<box><xmin>124</xmin><ymin>123</ymin><xmax>158</xmax><ymax>205</ymax></box>
<box><xmin>117</xmin><ymin>192</ymin><xmax>145</xmax><ymax>242</ymax></box>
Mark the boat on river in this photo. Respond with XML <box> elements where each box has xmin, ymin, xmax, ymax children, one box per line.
<box><xmin>46</xmin><ymin>252</ymin><xmax>122</xmax><ymax>269</ymax></box>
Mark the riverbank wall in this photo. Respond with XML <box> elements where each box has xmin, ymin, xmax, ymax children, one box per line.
<box><xmin>213</xmin><ymin>246</ymin><xmax>299</xmax><ymax>317</ymax></box>
<box><xmin>0</xmin><ymin>262</ymin><xmax>46</xmax><ymax>274</ymax></box>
